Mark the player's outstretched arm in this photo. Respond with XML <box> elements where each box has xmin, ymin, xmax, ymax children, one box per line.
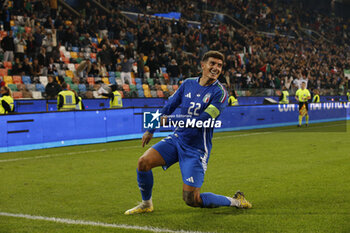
<box><xmin>142</xmin><ymin>131</ymin><xmax>153</xmax><ymax>147</ymax></box>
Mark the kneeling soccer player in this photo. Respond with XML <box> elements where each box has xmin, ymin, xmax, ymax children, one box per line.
<box><xmin>125</xmin><ymin>51</ymin><xmax>252</xmax><ymax>215</ymax></box>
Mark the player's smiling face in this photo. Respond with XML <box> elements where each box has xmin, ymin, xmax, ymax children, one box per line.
<box><xmin>201</xmin><ymin>57</ymin><xmax>223</xmax><ymax>81</ymax></box>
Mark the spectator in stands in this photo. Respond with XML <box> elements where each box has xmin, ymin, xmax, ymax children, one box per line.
<box><xmin>98</xmin><ymin>35</ymin><xmax>110</xmax><ymax>49</ymax></box>
<box><xmin>0</xmin><ymin>5</ymin><xmax>11</xmax><ymax>31</ymax></box>
<box><xmin>0</xmin><ymin>86</ymin><xmax>14</xmax><ymax>114</ymax></box>
<box><xmin>284</xmin><ymin>75</ymin><xmax>293</xmax><ymax>90</ymax></box>
<box><xmin>14</xmin><ymin>14</ymin><xmax>26</xmax><ymax>26</ymax></box>
<box><xmin>293</xmin><ymin>75</ymin><xmax>304</xmax><ymax>90</ymax></box>
<box><xmin>76</xmin><ymin>59</ymin><xmax>92</xmax><ymax>78</ymax></box>
<box><xmin>57</xmin><ymin>82</ymin><xmax>80</xmax><ymax>111</ymax></box>
<box><xmin>56</xmin><ymin>24</ymin><xmax>64</xmax><ymax>44</ymax></box>
<box><xmin>31</xmin><ymin>58</ymin><xmax>42</xmax><ymax>76</ymax></box>
<box><xmin>125</xmin><ymin>43</ymin><xmax>135</xmax><ymax>59</ymax></box>
<box><xmin>98</xmin><ymin>15</ymin><xmax>108</xmax><ymax>38</ymax></box>
<box><xmin>25</xmin><ymin>34</ymin><xmax>36</xmax><ymax>60</ymax></box>
<box><xmin>47</xmin><ymin>57</ymin><xmax>57</xmax><ymax>75</ymax></box>
<box><xmin>38</xmin><ymin>47</ymin><xmax>48</xmax><ymax>67</ymax></box>
<box><xmin>54</xmin><ymin>14</ymin><xmax>63</xmax><ymax>28</ymax></box>
<box><xmin>43</xmin><ymin>16</ymin><xmax>54</xmax><ymax>29</ymax></box>
<box><xmin>42</xmin><ymin>32</ymin><xmax>54</xmax><ymax>56</ymax></box>
<box><xmin>33</xmin><ymin>27</ymin><xmax>45</xmax><ymax>56</ymax></box>
<box><xmin>199</xmin><ymin>43</ymin><xmax>209</xmax><ymax>60</ymax></box>
<box><xmin>120</xmin><ymin>56</ymin><xmax>134</xmax><ymax>84</ymax></box>
<box><xmin>88</xmin><ymin>62</ymin><xmax>100</xmax><ymax>76</ymax></box>
<box><xmin>22</xmin><ymin>57</ymin><xmax>32</xmax><ymax>76</ymax></box>
<box><xmin>45</xmin><ymin>75</ymin><xmax>61</xmax><ymax>100</ymax></box>
<box><xmin>33</xmin><ymin>0</ymin><xmax>47</xmax><ymax>18</ymax></box>
<box><xmin>167</xmin><ymin>59</ymin><xmax>180</xmax><ymax>85</ymax></box>
<box><xmin>145</xmin><ymin>53</ymin><xmax>159</xmax><ymax>79</ymax></box>
<box><xmin>51</xmin><ymin>46</ymin><xmax>61</xmax><ymax>62</ymax></box>
<box><xmin>77</xmin><ymin>19</ymin><xmax>87</xmax><ymax>35</ymax></box>
<box><xmin>63</xmin><ymin>27</ymin><xmax>78</xmax><ymax>47</ymax></box>
<box><xmin>93</xmin><ymin>81</ymin><xmax>109</xmax><ymax>98</ymax></box>
<box><xmin>191</xmin><ymin>60</ymin><xmax>201</xmax><ymax>77</ymax></box>
<box><xmin>1</xmin><ymin>30</ymin><xmax>15</xmax><ymax>62</ymax></box>
<box><xmin>0</xmin><ymin>0</ymin><xmax>347</xmax><ymax>101</ymax></box>
<box><xmin>14</xmin><ymin>32</ymin><xmax>26</xmax><ymax>61</ymax></box>
<box><xmin>21</xmin><ymin>85</ymin><xmax>33</xmax><ymax>99</ymax></box>
<box><xmin>49</xmin><ymin>0</ymin><xmax>58</xmax><ymax>19</ymax></box>
<box><xmin>79</xmin><ymin>33</ymin><xmax>91</xmax><ymax>48</ymax></box>
<box><xmin>181</xmin><ymin>59</ymin><xmax>191</xmax><ymax>79</ymax></box>
<box><xmin>99</xmin><ymin>62</ymin><xmax>108</xmax><ymax>77</ymax></box>
<box><xmin>97</xmin><ymin>44</ymin><xmax>113</xmax><ymax>68</ymax></box>
<box><xmin>107</xmin><ymin>17</ymin><xmax>118</xmax><ymax>40</ymax></box>
<box><xmin>218</xmin><ymin>71</ymin><xmax>230</xmax><ymax>89</ymax></box>
<box><xmin>12</xmin><ymin>57</ymin><xmax>24</xmax><ymax>75</ymax></box>
<box><xmin>136</xmin><ymin>53</ymin><xmax>145</xmax><ymax>80</ymax></box>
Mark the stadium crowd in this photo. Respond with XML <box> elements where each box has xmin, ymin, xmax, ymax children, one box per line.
<box><xmin>104</xmin><ymin>0</ymin><xmax>350</xmax><ymax>45</ymax></box>
<box><xmin>0</xmin><ymin>0</ymin><xmax>349</xmax><ymax>101</ymax></box>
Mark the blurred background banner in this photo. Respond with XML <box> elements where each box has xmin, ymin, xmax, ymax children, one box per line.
<box><xmin>12</xmin><ymin>95</ymin><xmax>349</xmax><ymax>113</ymax></box>
<box><xmin>153</xmin><ymin>12</ymin><xmax>181</xmax><ymax>20</ymax></box>
<box><xmin>1</xmin><ymin>103</ymin><xmax>348</xmax><ymax>153</ymax></box>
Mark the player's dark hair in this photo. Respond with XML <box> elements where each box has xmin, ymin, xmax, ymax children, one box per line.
<box><xmin>201</xmin><ymin>51</ymin><xmax>225</xmax><ymax>63</ymax></box>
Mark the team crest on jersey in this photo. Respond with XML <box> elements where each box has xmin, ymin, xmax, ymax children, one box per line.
<box><xmin>203</xmin><ymin>93</ymin><xmax>211</xmax><ymax>103</ymax></box>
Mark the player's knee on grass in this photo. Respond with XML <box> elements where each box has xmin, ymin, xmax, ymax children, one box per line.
<box><xmin>137</xmin><ymin>156</ymin><xmax>151</xmax><ymax>171</ymax></box>
<box><xmin>182</xmin><ymin>190</ymin><xmax>202</xmax><ymax>207</ymax></box>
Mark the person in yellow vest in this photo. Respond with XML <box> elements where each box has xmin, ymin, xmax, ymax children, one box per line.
<box><xmin>278</xmin><ymin>86</ymin><xmax>289</xmax><ymax>104</ymax></box>
<box><xmin>57</xmin><ymin>82</ymin><xmax>80</xmax><ymax>111</ymax></box>
<box><xmin>101</xmin><ymin>84</ymin><xmax>123</xmax><ymax>108</ymax></box>
<box><xmin>312</xmin><ymin>89</ymin><xmax>320</xmax><ymax>103</ymax></box>
<box><xmin>295</xmin><ymin>81</ymin><xmax>311</xmax><ymax>127</ymax></box>
<box><xmin>0</xmin><ymin>86</ymin><xmax>14</xmax><ymax>114</ymax></box>
<box><xmin>72</xmin><ymin>90</ymin><xmax>85</xmax><ymax>110</ymax></box>
<box><xmin>228</xmin><ymin>90</ymin><xmax>238</xmax><ymax>106</ymax></box>
<box><xmin>347</xmin><ymin>91</ymin><xmax>350</xmax><ymax>102</ymax></box>
<box><xmin>76</xmin><ymin>96</ymin><xmax>84</xmax><ymax>110</ymax></box>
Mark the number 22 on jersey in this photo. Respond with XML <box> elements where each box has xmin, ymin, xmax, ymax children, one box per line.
<box><xmin>188</xmin><ymin>102</ymin><xmax>201</xmax><ymax>116</ymax></box>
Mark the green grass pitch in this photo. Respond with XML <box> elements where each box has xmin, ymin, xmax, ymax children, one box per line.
<box><xmin>1</xmin><ymin>121</ymin><xmax>349</xmax><ymax>233</ymax></box>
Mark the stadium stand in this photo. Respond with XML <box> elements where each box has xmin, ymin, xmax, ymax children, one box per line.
<box><xmin>0</xmin><ymin>0</ymin><xmax>348</xmax><ymax>102</ymax></box>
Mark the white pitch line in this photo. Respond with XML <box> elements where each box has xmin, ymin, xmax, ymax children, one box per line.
<box><xmin>0</xmin><ymin>145</ymin><xmax>141</xmax><ymax>163</ymax></box>
<box><xmin>0</xmin><ymin>212</ymin><xmax>209</xmax><ymax>233</ymax></box>
<box><xmin>0</xmin><ymin>149</ymin><xmax>106</xmax><ymax>163</ymax></box>
<box><xmin>0</xmin><ymin>122</ymin><xmax>346</xmax><ymax>163</ymax></box>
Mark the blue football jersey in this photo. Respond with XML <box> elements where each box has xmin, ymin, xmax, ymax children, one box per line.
<box><xmin>158</xmin><ymin>77</ymin><xmax>228</xmax><ymax>156</ymax></box>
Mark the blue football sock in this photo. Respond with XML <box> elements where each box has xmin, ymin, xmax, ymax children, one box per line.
<box><xmin>200</xmin><ymin>192</ymin><xmax>231</xmax><ymax>208</ymax></box>
<box><xmin>137</xmin><ymin>169</ymin><xmax>153</xmax><ymax>201</ymax></box>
